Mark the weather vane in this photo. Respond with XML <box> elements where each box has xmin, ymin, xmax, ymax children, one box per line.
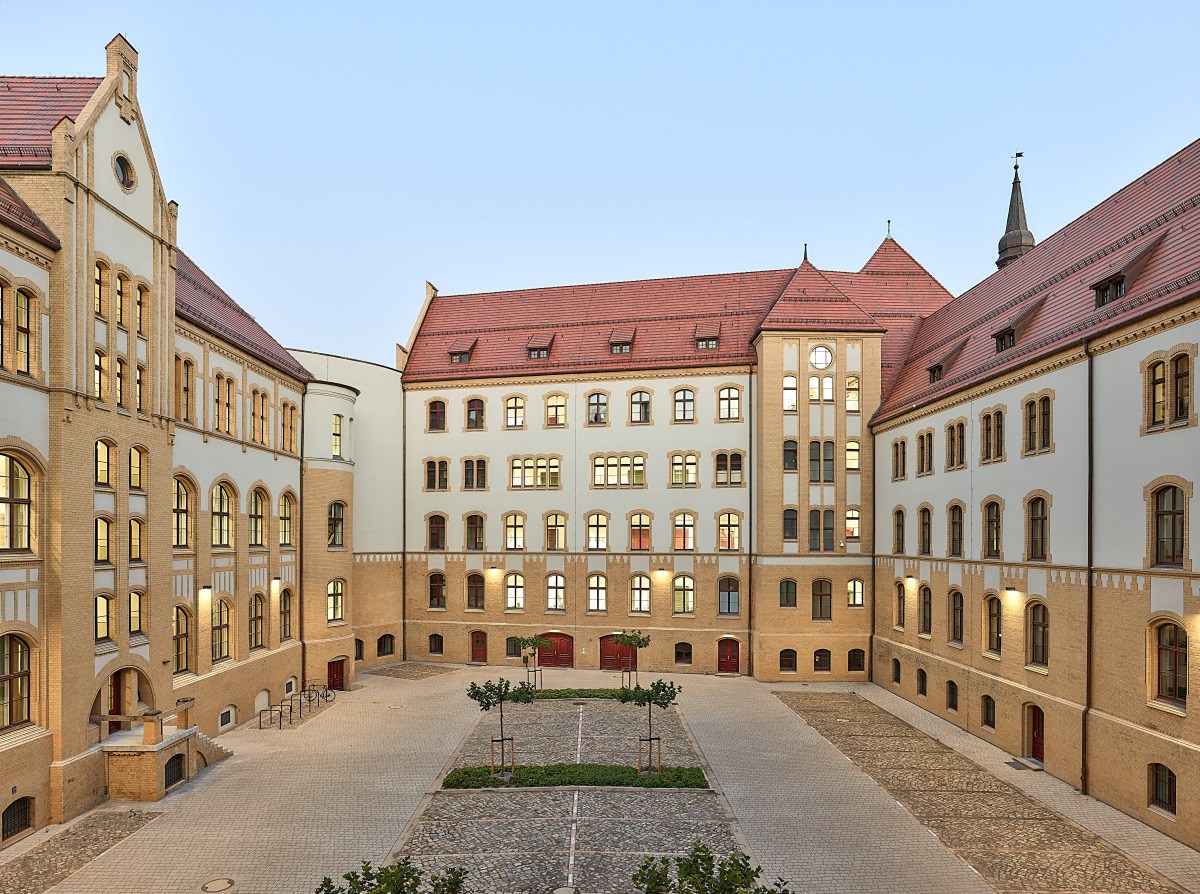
<box><xmin>1013</xmin><ymin>151</ymin><xmax>1024</xmax><ymax>171</ymax></box>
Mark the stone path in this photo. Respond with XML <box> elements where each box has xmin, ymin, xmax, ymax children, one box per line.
<box><xmin>778</xmin><ymin>691</ymin><xmax>1187</xmax><ymax>894</ymax></box>
<box><xmin>367</xmin><ymin>662</ymin><xmax>463</xmax><ymax>681</ymax></box>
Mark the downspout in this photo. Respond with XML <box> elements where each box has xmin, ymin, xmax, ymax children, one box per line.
<box><xmin>746</xmin><ymin>370</ymin><xmax>754</xmax><ymax>677</ymax></box>
<box><xmin>1081</xmin><ymin>338</ymin><xmax>1095</xmax><ymax>794</ymax></box>
<box><xmin>400</xmin><ymin>383</ymin><xmax>408</xmax><ymax>660</ymax></box>
<box><xmin>868</xmin><ymin>421</ymin><xmax>876</xmax><ymax>684</ymax></box>
<box><xmin>298</xmin><ymin>394</ymin><xmax>307</xmax><ymax>687</ymax></box>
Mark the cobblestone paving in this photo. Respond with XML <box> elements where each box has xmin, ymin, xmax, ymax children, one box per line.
<box><xmin>366</xmin><ymin>661</ymin><xmax>463</xmax><ymax>681</ymax></box>
<box><xmin>776</xmin><ymin>691</ymin><xmax>1187</xmax><ymax>894</ymax></box>
<box><xmin>0</xmin><ymin>810</ymin><xmax>160</xmax><ymax>894</ymax></box>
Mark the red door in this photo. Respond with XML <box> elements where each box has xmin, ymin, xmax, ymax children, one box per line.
<box><xmin>717</xmin><ymin>639</ymin><xmax>740</xmax><ymax>674</ymax></box>
<box><xmin>471</xmin><ymin>631</ymin><xmax>487</xmax><ymax>663</ymax></box>
<box><xmin>538</xmin><ymin>633</ymin><xmax>574</xmax><ymax>668</ymax></box>
<box><xmin>599</xmin><ymin>634</ymin><xmax>635</xmax><ymax>671</ymax></box>
<box><xmin>327</xmin><ymin>659</ymin><xmax>345</xmax><ymax>691</ymax></box>
<box><xmin>1031</xmin><ymin>706</ymin><xmax>1045</xmax><ymax>762</ymax></box>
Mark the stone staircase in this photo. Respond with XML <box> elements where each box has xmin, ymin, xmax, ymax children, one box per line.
<box><xmin>194</xmin><ymin>729</ymin><xmax>233</xmax><ymax>766</ymax></box>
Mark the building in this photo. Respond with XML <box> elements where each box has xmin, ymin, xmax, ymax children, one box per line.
<box><xmin>0</xmin><ymin>36</ymin><xmax>1197</xmax><ymax>853</ymax></box>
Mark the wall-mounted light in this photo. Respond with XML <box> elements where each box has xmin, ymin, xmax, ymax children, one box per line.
<box><xmin>905</xmin><ymin>574</ymin><xmax>914</xmax><ymax>581</ymax></box>
<box><xmin>1005</xmin><ymin>586</ymin><xmax>1017</xmax><ymax>592</ymax></box>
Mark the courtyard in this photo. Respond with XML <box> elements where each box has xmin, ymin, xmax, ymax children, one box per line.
<box><xmin>1</xmin><ymin>665</ymin><xmax>1199</xmax><ymax>894</ymax></box>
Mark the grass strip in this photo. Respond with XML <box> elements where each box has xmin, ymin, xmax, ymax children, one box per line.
<box><xmin>443</xmin><ymin>762</ymin><xmax>708</xmax><ymax>789</ymax></box>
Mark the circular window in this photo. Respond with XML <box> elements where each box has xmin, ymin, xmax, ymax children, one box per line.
<box><xmin>114</xmin><ymin>155</ymin><xmax>134</xmax><ymax>190</ymax></box>
<box><xmin>810</xmin><ymin>346</ymin><xmax>833</xmax><ymax>369</ymax></box>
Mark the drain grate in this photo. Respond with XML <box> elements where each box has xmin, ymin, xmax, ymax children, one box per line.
<box><xmin>201</xmin><ymin>880</ymin><xmax>235</xmax><ymax>892</ymax></box>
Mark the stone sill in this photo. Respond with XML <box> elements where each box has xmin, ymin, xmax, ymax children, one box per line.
<box><xmin>1147</xmin><ymin>699</ymin><xmax>1186</xmax><ymax>718</ymax></box>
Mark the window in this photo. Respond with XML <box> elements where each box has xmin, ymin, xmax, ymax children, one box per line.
<box><xmin>505</xmin><ymin>396</ymin><xmax>525</xmax><ymax>428</ymax></box>
<box><xmin>249</xmin><ymin>595</ymin><xmax>265</xmax><ymax>649</ymax></box>
<box><xmin>675</xmin><ymin>642</ymin><xmax>692</xmax><ymax>665</ymax></box>
<box><xmin>93</xmin><ymin>350</ymin><xmax>106</xmax><ymax>400</ymax></box>
<box><xmin>428</xmin><ymin>514</ymin><xmax>446</xmax><ymax>550</ymax></box>
<box><xmin>823</xmin><ymin>441</ymin><xmax>834</xmax><ymax>482</ymax></box>
<box><xmin>1156</xmin><ymin>623</ymin><xmax>1187</xmax><ymax>704</ymax></box>
<box><xmin>95</xmin><ymin>517</ymin><xmax>111</xmax><ymax>563</ymax></box>
<box><xmin>929</xmin><ymin>365</ymin><xmax>943</xmax><ymax>384</ymax></box>
<box><xmin>505</xmin><ymin>574</ymin><xmax>524</xmax><ymax>610</ymax></box>
<box><xmin>449</xmin><ymin>351</ymin><xmax>469</xmax><ymax>363</ymax></box>
<box><xmin>810</xmin><ymin>443</ymin><xmax>821</xmax><ymax>483</ymax></box>
<box><xmin>809</xmin><ymin>510</ymin><xmax>820</xmax><ymax>551</ymax></box>
<box><xmin>610</xmin><ymin>341</ymin><xmax>631</xmax><ymax>354</ymax></box>
<box><xmin>15</xmin><ymin>291</ymin><xmax>31</xmax><ymax>374</ymax></box>
<box><xmin>587</xmin><ymin>393</ymin><xmax>607</xmax><ymax>425</ymax></box>
<box><xmin>252</xmin><ymin>391</ymin><xmax>267</xmax><ymax>444</ymax></box>
<box><xmin>466</xmin><ymin>398</ymin><xmax>485</xmax><ymax>429</ymax></box>
<box><xmin>985</xmin><ymin>502</ymin><xmax>1001</xmax><ymax>558</ymax></box>
<box><xmin>673</xmin><ymin>389</ymin><xmax>695</xmax><ymax>422</ymax></box>
<box><xmin>846</xmin><ymin>440</ymin><xmax>860</xmax><ymax>471</ymax></box>
<box><xmin>783</xmin><ymin>440</ymin><xmax>797</xmax><ymax>471</ymax></box>
<box><xmin>114</xmin><ymin>359</ymin><xmax>125</xmax><ymax>406</ymax></box>
<box><xmin>1095</xmin><ymin>276</ymin><xmax>1126</xmax><ymax>307</ymax></box>
<box><xmin>894</xmin><ymin>583</ymin><xmax>905</xmax><ymax>628</ymax></box>
<box><xmin>631</xmin><ymin>575</ymin><xmax>651</xmax><ymax>613</ymax></box>
<box><xmin>718</xmin><ymin>513</ymin><xmax>740</xmax><ymax>550</ymax></box>
<box><xmin>94</xmin><ymin>262</ymin><xmax>106</xmax><ymax>316</ymax></box>
<box><xmin>919</xmin><ymin>508</ymin><xmax>932</xmax><ymax>555</ymax></box>
<box><xmin>429</xmin><ymin>573</ymin><xmax>446</xmax><ymax>608</ymax></box>
<box><xmin>505</xmin><ymin>514</ymin><xmax>525</xmax><ymax>550</ymax></box>
<box><xmin>280</xmin><ymin>591</ymin><xmax>293</xmax><ymax>640</ymax></box>
<box><xmin>463</xmin><ymin>458</ymin><xmax>487</xmax><ymax>489</ymax></box>
<box><xmin>949</xmin><ymin>505</ymin><xmax>963</xmax><ymax>557</ymax></box>
<box><xmin>847</xmin><ymin>579</ymin><xmax>863</xmax><ymax>607</ymax></box>
<box><xmin>670</xmin><ymin>453</ymin><xmax>698</xmax><ymax>486</ymax></box>
<box><xmin>945</xmin><ymin>421</ymin><xmax>966</xmax><ymax>469</ymax></box>
<box><xmin>917</xmin><ymin>669</ymin><xmax>927</xmax><ymax>696</ymax></box>
<box><xmin>95</xmin><ymin>440</ymin><xmax>111</xmax><ymax>486</ymax></box>
<box><xmin>377</xmin><ymin>634</ymin><xmax>394</xmax><ymax>657</ymax></box>
<box><xmin>846</xmin><ymin>376</ymin><xmax>860</xmax><ymax>413</ymax></box>
<box><xmin>848</xmin><ymin>649</ymin><xmax>865</xmax><ymax>672</ymax></box>
<box><xmin>0</xmin><ymin>455</ymin><xmax>31</xmax><ymax>552</ymax></box>
<box><xmin>173</xmin><ymin>607</ymin><xmax>189</xmax><ymax>672</ymax></box>
<box><xmin>783</xmin><ymin>509</ymin><xmax>798</xmax><ymax>541</ymax></box>
<box><xmin>136</xmin><ymin>366</ymin><xmax>144</xmax><ymax>413</ymax></box>
<box><xmin>951</xmin><ymin>592</ymin><xmax>964</xmax><ymax>644</ymax></box>
<box><xmin>327</xmin><ymin>580</ymin><xmax>344</xmax><ymax>622</ymax></box>
<box><xmin>780</xmin><ymin>579</ymin><xmax>797</xmax><ymax>608</ymax></box>
<box><xmin>467</xmin><ymin>573</ymin><xmax>485</xmax><ymax>609</ymax></box>
<box><xmin>328</xmin><ymin>502</ymin><xmax>345</xmax><ymax>547</ymax></box>
<box><xmin>332</xmin><ymin>414</ymin><xmax>343</xmax><ymax>456</ymax></box>
<box><xmin>136</xmin><ymin>285</ymin><xmax>145</xmax><ymax>334</ymax></box>
<box><xmin>1155</xmin><ymin>486</ymin><xmax>1185</xmax><ymax>566</ymax></box>
<box><xmin>1029</xmin><ymin>604</ymin><xmax>1048</xmax><ymax>666</ymax></box>
<box><xmin>987</xmin><ymin>597</ymin><xmax>1002</xmax><ymax>653</ymax></box>
<box><xmin>1175</xmin><ymin>355</ymin><xmax>1191</xmax><ymax>422</ymax></box>
<box><xmin>466</xmin><ymin>514</ymin><xmax>485</xmax><ymax>551</ymax></box>
<box><xmin>673</xmin><ymin>513</ymin><xmax>694</xmax><ymax>550</ymax></box>
<box><xmin>587</xmin><ymin>513</ymin><xmax>608</xmax><ymax>550</ymax></box>
<box><xmin>630</xmin><ymin>512</ymin><xmax>650</xmax><ymax>550</ymax></box>
<box><xmin>719</xmin><ymin>578</ymin><xmax>739</xmax><ymax>615</ymax></box>
<box><xmin>845</xmin><ymin>509</ymin><xmax>861</xmax><ymax>540</ymax></box>
<box><xmin>718</xmin><ymin>387</ymin><xmax>739</xmax><ymax>420</ymax></box>
<box><xmin>592</xmin><ymin>454</ymin><xmax>643</xmax><ymax>488</ymax></box>
<box><xmin>783</xmin><ymin>376</ymin><xmax>798</xmax><ymax>412</ymax></box>
<box><xmin>547</xmin><ymin>574</ymin><xmax>565</xmax><ymax>611</ymax></box>
<box><xmin>673</xmin><ymin>575</ymin><xmax>694</xmax><ymax>614</ymax></box>
<box><xmin>810</xmin><ymin>345</ymin><xmax>833</xmax><ymax>368</ymax></box>
<box><xmin>587</xmin><ymin>574</ymin><xmax>607</xmax><ymax>611</ymax></box>
<box><xmin>892</xmin><ymin>659</ymin><xmax>901</xmax><ymax>683</ymax></box>
<box><xmin>982</xmin><ymin>695</ymin><xmax>996</xmax><ymax>729</ymax></box>
<box><xmin>96</xmin><ymin>596</ymin><xmax>111</xmax><ymax>640</ymax></box>
<box><xmin>546</xmin><ymin>394</ymin><xmax>566</xmax><ymax>426</ymax></box>
<box><xmin>981</xmin><ymin>410</ymin><xmax>1004</xmax><ymax>462</ymax></box>
<box><xmin>210</xmin><ymin>485</ymin><xmax>232</xmax><ymax>548</ymax></box>
<box><xmin>1152</xmin><ymin>763</ymin><xmax>1177</xmax><ymax>814</ymax></box>
<box><xmin>128</xmin><ymin>447</ymin><xmax>143</xmax><ymax>490</ymax></box>
<box><xmin>129</xmin><ymin>591</ymin><xmax>143</xmax><ymax>635</ymax></box>
<box><xmin>697</xmin><ymin>337</ymin><xmax>718</xmax><ymax>350</ymax></box>
<box><xmin>172</xmin><ymin>478</ymin><xmax>189</xmax><ymax>548</ymax></box>
<box><xmin>545</xmin><ymin>513</ymin><xmax>566</xmax><ymax>551</ymax></box>
<box><xmin>780</xmin><ymin>649</ymin><xmax>797</xmax><ymax>672</ymax></box>
<box><xmin>128</xmin><ymin>518</ymin><xmax>143</xmax><ymax>562</ymax></box>
<box><xmin>812</xmin><ymin>580</ymin><xmax>832</xmax><ymax>620</ymax></box>
<box><xmin>429</xmin><ymin>634</ymin><xmax>444</xmax><ymax>655</ymax></box>
<box><xmin>428</xmin><ymin>400</ymin><xmax>446</xmax><ymax>431</ymax></box>
<box><xmin>279</xmin><ymin>494</ymin><xmax>294</xmax><ymax>546</ymax></box>
<box><xmin>946</xmin><ymin>681</ymin><xmax>959</xmax><ymax>711</ymax></box>
<box><xmin>506</xmin><ymin>637</ymin><xmax>520</xmax><ymax>658</ymax></box>
<box><xmin>247</xmin><ymin>490</ymin><xmax>265</xmax><ymax>547</ymax></box>
<box><xmin>893</xmin><ymin>510</ymin><xmax>905</xmax><ymax>554</ymax></box>
<box><xmin>823</xmin><ymin>377</ymin><xmax>834</xmax><ymax>401</ymax></box>
<box><xmin>1029</xmin><ymin>497</ymin><xmax>1048</xmax><ymax>560</ymax></box>
<box><xmin>211</xmin><ymin>599</ymin><xmax>230</xmax><ymax>661</ymax></box>
<box><xmin>996</xmin><ymin>328</ymin><xmax>1015</xmax><ymax>352</ymax></box>
<box><xmin>919</xmin><ymin>587</ymin><xmax>932</xmax><ymax>635</ymax></box>
<box><xmin>630</xmin><ymin>391</ymin><xmax>650</xmax><ymax>423</ymax></box>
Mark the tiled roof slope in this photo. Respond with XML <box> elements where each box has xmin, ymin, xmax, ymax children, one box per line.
<box><xmin>874</xmin><ymin>138</ymin><xmax>1200</xmax><ymax>425</ymax></box>
<box><xmin>0</xmin><ymin>77</ymin><xmax>103</xmax><ymax>168</ymax></box>
<box><xmin>759</xmin><ymin>261</ymin><xmax>884</xmax><ymax>333</ymax></box>
<box><xmin>175</xmin><ymin>252</ymin><xmax>312</xmax><ymax>382</ymax></box>
<box><xmin>0</xmin><ymin>175</ymin><xmax>59</xmax><ymax>249</ymax></box>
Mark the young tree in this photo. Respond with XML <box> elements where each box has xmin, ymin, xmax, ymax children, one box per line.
<box><xmin>466</xmin><ymin>678</ymin><xmax>536</xmax><ymax>744</ymax></box>
<box><xmin>316</xmin><ymin>859</ymin><xmax>466</xmax><ymax>894</ymax></box>
<box><xmin>611</xmin><ymin>629</ymin><xmax>651</xmax><ymax>685</ymax></box>
<box><xmin>632</xmin><ymin>843</ymin><xmax>794</xmax><ymax>894</ymax></box>
<box><xmin>514</xmin><ymin>634</ymin><xmax>554</xmax><ymax>686</ymax></box>
<box><xmin>617</xmin><ymin>678</ymin><xmax>681</xmax><ymax>742</ymax></box>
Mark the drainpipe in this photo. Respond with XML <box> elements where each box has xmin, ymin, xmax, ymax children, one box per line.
<box><xmin>1081</xmin><ymin>338</ymin><xmax>1095</xmax><ymax>795</ymax></box>
<box><xmin>868</xmin><ymin>420</ymin><xmax>876</xmax><ymax>684</ymax></box>
<box><xmin>298</xmin><ymin>396</ymin><xmax>307</xmax><ymax>688</ymax></box>
<box><xmin>746</xmin><ymin>370</ymin><xmax>754</xmax><ymax>677</ymax></box>
<box><xmin>400</xmin><ymin>383</ymin><xmax>408</xmax><ymax>660</ymax></box>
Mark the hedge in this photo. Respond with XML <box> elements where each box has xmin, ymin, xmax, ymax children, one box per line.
<box><xmin>443</xmin><ymin>763</ymin><xmax>708</xmax><ymax>789</ymax></box>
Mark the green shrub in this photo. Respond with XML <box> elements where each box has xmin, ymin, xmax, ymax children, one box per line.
<box><xmin>316</xmin><ymin>859</ymin><xmax>465</xmax><ymax>894</ymax></box>
<box><xmin>633</xmin><ymin>843</ymin><xmax>795</xmax><ymax>894</ymax></box>
<box><xmin>529</xmin><ymin>687</ymin><xmax>627</xmax><ymax>700</ymax></box>
<box><xmin>442</xmin><ymin>762</ymin><xmax>708</xmax><ymax>789</ymax></box>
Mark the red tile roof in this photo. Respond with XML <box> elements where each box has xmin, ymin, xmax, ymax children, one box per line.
<box><xmin>0</xmin><ymin>77</ymin><xmax>103</xmax><ymax>168</ymax></box>
<box><xmin>0</xmin><ymin>175</ymin><xmax>59</xmax><ymax>249</ymax></box>
<box><xmin>759</xmin><ymin>261</ymin><xmax>884</xmax><ymax>333</ymax></box>
<box><xmin>874</xmin><ymin>137</ymin><xmax>1200</xmax><ymax>425</ymax></box>
<box><xmin>175</xmin><ymin>251</ymin><xmax>312</xmax><ymax>382</ymax></box>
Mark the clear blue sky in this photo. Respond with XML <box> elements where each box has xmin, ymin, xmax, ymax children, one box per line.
<box><xmin>6</xmin><ymin>2</ymin><xmax>1198</xmax><ymax>366</ymax></box>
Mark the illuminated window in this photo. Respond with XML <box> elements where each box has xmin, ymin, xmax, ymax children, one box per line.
<box><xmin>673</xmin><ymin>575</ymin><xmax>694</xmax><ymax>614</ymax></box>
<box><xmin>327</xmin><ymin>580</ymin><xmax>344</xmax><ymax>622</ymax></box>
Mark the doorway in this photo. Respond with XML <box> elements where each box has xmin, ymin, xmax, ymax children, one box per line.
<box><xmin>538</xmin><ymin>632</ymin><xmax>574</xmax><ymax>668</ymax></box>
<box><xmin>327</xmin><ymin>659</ymin><xmax>345</xmax><ymax>691</ymax></box>
<box><xmin>599</xmin><ymin>634</ymin><xmax>635</xmax><ymax>671</ymax></box>
<box><xmin>717</xmin><ymin>639</ymin><xmax>740</xmax><ymax>674</ymax></box>
<box><xmin>1030</xmin><ymin>705</ymin><xmax>1045</xmax><ymax>762</ymax></box>
<box><xmin>471</xmin><ymin>631</ymin><xmax>488</xmax><ymax>663</ymax></box>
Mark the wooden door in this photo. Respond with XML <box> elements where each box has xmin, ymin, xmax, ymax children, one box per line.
<box><xmin>538</xmin><ymin>632</ymin><xmax>574</xmax><ymax>668</ymax></box>
<box><xmin>1031</xmin><ymin>706</ymin><xmax>1044</xmax><ymax>762</ymax></box>
<box><xmin>327</xmin><ymin>659</ymin><xmax>345</xmax><ymax>691</ymax></box>
<box><xmin>599</xmin><ymin>634</ymin><xmax>635</xmax><ymax>670</ymax></box>
<box><xmin>107</xmin><ymin>671</ymin><xmax>122</xmax><ymax>733</ymax></box>
<box><xmin>717</xmin><ymin>639</ymin><xmax>740</xmax><ymax>674</ymax></box>
<box><xmin>471</xmin><ymin>631</ymin><xmax>488</xmax><ymax>663</ymax></box>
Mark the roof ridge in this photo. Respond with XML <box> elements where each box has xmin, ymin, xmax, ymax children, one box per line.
<box><xmin>438</xmin><ymin>266</ymin><xmax>797</xmax><ymax>300</ymax></box>
<box><xmin>425</xmin><ymin>306</ymin><xmax>765</xmax><ymax>337</ymax></box>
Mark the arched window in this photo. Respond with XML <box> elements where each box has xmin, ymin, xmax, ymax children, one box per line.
<box><xmin>628</xmin><ymin>390</ymin><xmax>650</xmax><ymax>423</ymax></box>
<box><xmin>982</xmin><ymin>695</ymin><xmax>996</xmax><ymax>729</ymax></box>
<box><xmin>587</xmin><ymin>392</ymin><xmax>607</xmax><ymax>425</ymax></box>
<box><xmin>1156</xmin><ymin>623</ymin><xmax>1187</xmax><ymax>704</ymax></box>
<box><xmin>466</xmin><ymin>398</ymin><xmax>485</xmax><ymax>429</ymax></box>
<box><xmin>280</xmin><ymin>590</ymin><xmax>293</xmax><ymax>640</ymax></box>
<box><xmin>987</xmin><ymin>597</ymin><xmax>1002</xmax><ymax>653</ymax></box>
<box><xmin>718</xmin><ymin>513</ymin><xmax>740</xmax><ymax>551</ymax></box>
<box><xmin>1150</xmin><ymin>361</ymin><xmax>1166</xmax><ymax>426</ymax></box>
<box><xmin>94</xmin><ymin>517</ymin><xmax>111</xmax><ymax>563</ymax></box>
<box><xmin>949</xmin><ymin>505</ymin><xmax>963</xmax><ymax>557</ymax></box>
<box><xmin>846</xmin><ymin>440</ymin><xmax>860</xmax><ymax>470</ymax></box>
<box><xmin>377</xmin><ymin>634</ymin><xmax>395</xmax><ymax>657</ymax></box>
<box><xmin>812</xmin><ymin>580</ymin><xmax>832</xmax><ymax>620</ymax></box>
<box><xmin>94</xmin><ymin>262</ymin><xmax>107</xmax><ymax>316</ymax></box>
<box><xmin>211</xmin><ymin>599</ymin><xmax>231</xmax><ymax>661</ymax></box>
<box><xmin>465</xmin><ymin>514</ymin><xmax>485</xmax><ymax>551</ymax></box>
<box><xmin>211</xmin><ymin>485</ymin><xmax>231</xmax><ymax>547</ymax></box>
<box><xmin>279</xmin><ymin>494</ymin><xmax>294</xmax><ymax>546</ymax></box>
<box><xmin>249</xmin><ymin>595</ymin><xmax>265</xmax><ymax>649</ymax></box>
<box><xmin>808</xmin><ymin>441</ymin><xmax>821</xmax><ymax>482</ymax></box>
<box><xmin>1155</xmin><ymin>486</ymin><xmax>1185</xmax><ymax>566</ymax></box>
<box><xmin>1152</xmin><ymin>763</ymin><xmax>1177</xmax><ymax>814</ymax></box>
<box><xmin>920</xmin><ymin>587</ymin><xmax>932</xmax><ymax>634</ymax></box>
<box><xmin>822</xmin><ymin>441</ymin><xmax>834</xmax><ymax>482</ymax></box>
<box><xmin>113</xmin><ymin>359</ymin><xmax>125</xmax><ymax>407</ymax></box>
<box><xmin>626</xmin><ymin>512</ymin><xmax>650</xmax><ymax>551</ymax></box>
<box><xmin>129</xmin><ymin>591</ymin><xmax>143</xmax><ymax>635</ymax></box>
<box><xmin>15</xmin><ymin>290</ymin><xmax>31</xmax><ymax>374</ymax></box>
<box><xmin>587</xmin><ymin>574</ymin><xmax>607</xmax><ymax>612</ymax></box>
<box><xmin>822</xmin><ymin>376</ymin><xmax>834</xmax><ymax>402</ymax></box>
<box><xmin>328</xmin><ymin>502</ymin><xmax>345</xmax><ymax>547</ymax></box>
<box><xmin>128</xmin><ymin>447</ymin><xmax>144</xmax><ymax>490</ymax></box>
<box><xmin>630</xmin><ymin>575</ymin><xmax>651</xmax><ymax>613</ymax></box>
<box><xmin>173</xmin><ymin>607</ymin><xmax>189</xmax><ymax>672</ymax></box>
<box><xmin>985</xmin><ymin>501</ymin><xmax>1001</xmax><ymax>557</ymax></box>
<box><xmin>1</xmin><ymin>796</ymin><xmax>32</xmax><ymax>841</ymax></box>
<box><xmin>1</xmin><ymin>634</ymin><xmax>31</xmax><ymax>729</ymax></box>
<box><xmin>429</xmin><ymin>572</ymin><xmax>446</xmax><ymax>608</ymax></box>
<box><xmin>893</xmin><ymin>510</ymin><xmax>905</xmax><ymax>554</ymax></box>
<box><xmin>847</xmin><ymin>579</ymin><xmax>864</xmax><ymax>606</ymax></box>
<box><xmin>1026</xmin><ymin>400</ymin><xmax>1038</xmax><ymax>452</ymax></box>
<box><xmin>894</xmin><ymin>582</ymin><xmax>905</xmax><ymax>628</ymax></box>
<box><xmin>946</xmin><ymin>681</ymin><xmax>958</xmax><ymax>711</ymax></box>
<box><xmin>173</xmin><ymin>479</ymin><xmax>189</xmax><ymax>548</ymax></box>
<box><xmin>544</xmin><ymin>513</ymin><xmax>565</xmax><ymax>551</ymax></box>
<box><xmin>428</xmin><ymin>400</ymin><xmax>446</xmax><ymax>431</ymax></box>
<box><xmin>467</xmin><ymin>573</ymin><xmax>485</xmax><ymax>609</ymax></box>
<box><xmin>951</xmin><ymin>592</ymin><xmax>964</xmax><ymax>643</ymax></box>
<box><xmin>845</xmin><ymin>509</ymin><xmax>861</xmax><ymax>540</ymax></box>
<box><xmin>673</xmin><ymin>575</ymin><xmax>694</xmax><ymax>614</ymax></box>
<box><xmin>505</xmin><ymin>396</ymin><xmax>525</xmax><ymax>428</ymax></box>
<box><xmin>1029</xmin><ymin>497</ymin><xmax>1048</xmax><ymax>560</ymax></box>
<box><xmin>354</xmin><ymin>638</ymin><xmax>364</xmax><ymax>661</ymax></box>
<box><xmin>780</xmin><ymin>649</ymin><xmax>797</xmax><ymax>672</ymax></box>
<box><xmin>719</xmin><ymin>578</ymin><xmax>739</xmax><ymax>615</ymax></box>
<box><xmin>846</xmin><ymin>376</ymin><xmax>860</xmax><ymax>412</ymax></box>
<box><xmin>505</xmin><ymin>514</ymin><xmax>524</xmax><ymax>550</ymax></box>
<box><xmin>919</xmin><ymin>508</ymin><xmax>932</xmax><ymax>555</ymax></box>
<box><xmin>547</xmin><ymin>574</ymin><xmax>565</xmax><ymax>611</ymax></box>
<box><xmin>848</xmin><ymin>649</ymin><xmax>865</xmax><ymax>671</ymax></box>
<box><xmin>128</xmin><ymin>518</ymin><xmax>143</xmax><ymax>562</ymax></box>
<box><xmin>917</xmin><ymin>669</ymin><xmax>927</xmax><ymax>696</ymax></box>
<box><xmin>327</xmin><ymin>580</ymin><xmax>345</xmax><ymax>621</ymax></box>
<box><xmin>718</xmin><ymin>387</ymin><xmax>739</xmax><ymax>420</ymax></box>
<box><xmin>675</xmin><ymin>642</ymin><xmax>692</xmax><ymax>665</ymax></box>
<box><xmin>429</xmin><ymin>634</ymin><xmax>444</xmax><ymax>655</ymax></box>
<box><xmin>673</xmin><ymin>388</ymin><xmax>695</xmax><ymax>422</ymax></box>
<box><xmin>0</xmin><ymin>456</ymin><xmax>31</xmax><ymax>552</ymax></box>
<box><xmin>115</xmin><ymin>275</ymin><xmax>126</xmax><ymax>325</ymax></box>
<box><xmin>428</xmin><ymin>514</ymin><xmax>446</xmax><ymax>550</ymax></box>
<box><xmin>588</xmin><ymin>513</ymin><xmax>608</xmax><ymax>550</ymax></box>
<box><xmin>93</xmin><ymin>350</ymin><xmax>106</xmax><ymax>400</ymax></box>
<box><xmin>782</xmin><ymin>376</ymin><xmax>798</xmax><ymax>411</ymax></box>
<box><xmin>95</xmin><ymin>440</ymin><xmax>111</xmax><ymax>486</ymax></box>
<box><xmin>1029</xmin><ymin>604</ymin><xmax>1048</xmax><ymax>666</ymax></box>
<box><xmin>782</xmin><ymin>509</ymin><xmax>798</xmax><ymax>541</ymax></box>
<box><xmin>248</xmin><ymin>490</ymin><xmax>265</xmax><ymax>547</ymax></box>
<box><xmin>1040</xmin><ymin>396</ymin><xmax>1052</xmax><ymax>448</ymax></box>
<box><xmin>546</xmin><ymin>394</ymin><xmax>566</xmax><ymax>426</ymax></box>
<box><xmin>673</xmin><ymin>512</ymin><xmax>695</xmax><ymax>550</ymax></box>
<box><xmin>780</xmin><ymin>579</ymin><xmax>797</xmax><ymax>608</ymax></box>
<box><xmin>783</xmin><ymin>440</ymin><xmax>798</xmax><ymax>471</ymax></box>
<box><xmin>505</xmin><ymin>573</ymin><xmax>525</xmax><ymax>609</ymax></box>
<box><xmin>892</xmin><ymin>658</ymin><xmax>900</xmax><ymax>683</ymax></box>
<box><xmin>1174</xmin><ymin>355</ymin><xmax>1191</xmax><ymax>422</ymax></box>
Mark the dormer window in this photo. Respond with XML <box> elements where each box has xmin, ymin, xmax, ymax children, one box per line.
<box><xmin>610</xmin><ymin>343</ymin><xmax>631</xmax><ymax>354</ymax></box>
<box><xmin>529</xmin><ymin>348</ymin><xmax>548</xmax><ymax>359</ymax></box>
<box><xmin>696</xmin><ymin>338</ymin><xmax>718</xmax><ymax>350</ymax></box>
<box><xmin>447</xmin><ymin>336</ymin><xmax>477</xmax><ymax>365</ymax></box>
<box><xmin>995</xmin><ymin>329</ymin><xmax>1015</xmax><ymax>352</ymax></box>
<box><xmin>526</xmin><ymin>332</ymin><xmax>553</xmax><ymax>360</ymax></box>
<box><xmin>609</xmin><ymin>326</ymin><xmax>635</xmax><ymax>355</ymax></box>
<box><xmin>929</xmin><ymin>364</ymin><xmax>944</xmax><ymax>383</ymax></box>
<box><xmin>450</xmin><ymin>352</ymin><xmax>469</xmax><ymax>364</ymax></box>
<box><xmin>695</xmin><ymin>322</ymin><xmax>720</xmax><ymax>353</ymax></box>
<box><xmin>1095</xmin><ymin>276</ymin><xmax>1126</xmax><ymax>307</ymax></box>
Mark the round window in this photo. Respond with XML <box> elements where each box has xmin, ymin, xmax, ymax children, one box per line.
<box><xmin>810</xmin><ymin>345</ymin><xmax>833</xmax><ymax>369</ymax></box>
<box><xmin>114</xmin><ymin>155</ymin><xmax>134</xmax><ymax>189</ymax></box>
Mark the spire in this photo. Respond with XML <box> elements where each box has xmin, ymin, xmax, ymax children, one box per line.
<box><xmin>997</xmin><ymin>153</ymin><xmax>1035</xmax><ymax>269</ymax></box>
